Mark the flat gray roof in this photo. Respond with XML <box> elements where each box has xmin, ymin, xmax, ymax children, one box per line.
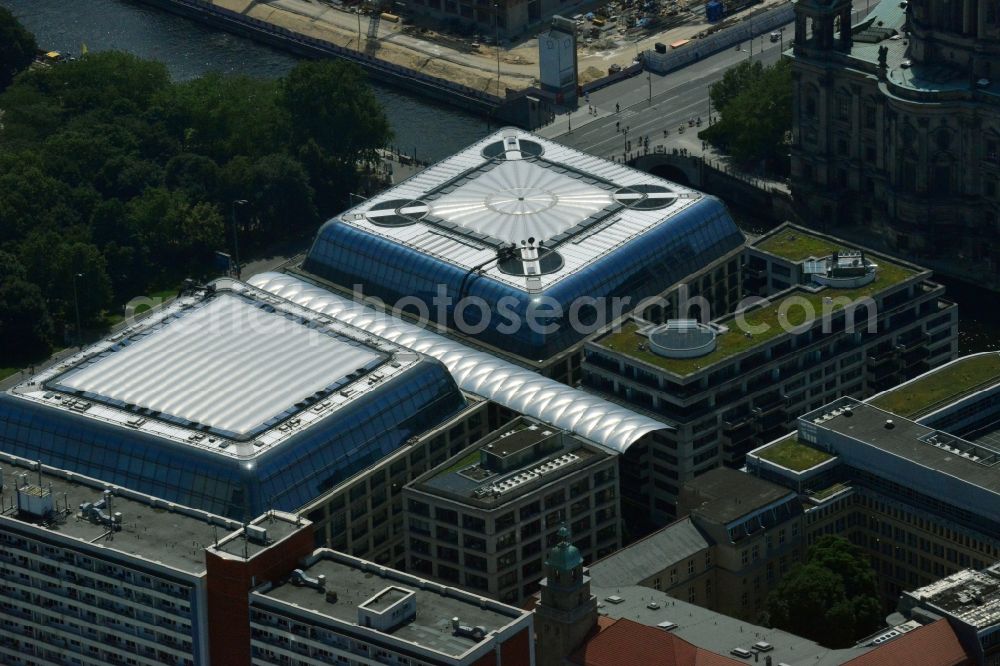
<box><xmin>819</xmin><ymin>401</ymin><xmax>1000</xmax><ymax>496</ymax></box>
<box><xmin>258</xmin><ymin>551</ymin><xmax>525</xmax><ymax>658</ymax></box>
<box><xmin>589</xmin><ymin>517</ymin><xmax>711</xmax><ymax>588</ymax></box>
<box><xmin>0</xmin><ymin>451</ymin><xmax>235</xmax><ymax>575</ymax></box>
<box><xmin>592</xmin><ymin>585</ymin><xmax>872</xmax><ymax>665</ymax></box>
<box><xmin>213</xmin><ymin>513</ymin><xmax>304</xmax><ymax>560</ymax></box>
<box><xmin>683</xmin><ymin>467</ymin><xmax>794</xmax><ymax>525</ymax></box>
<box><xmin>907</xmin><ymin>565</ymin><xmax>1000</xmax><ymax>631</ymax></box>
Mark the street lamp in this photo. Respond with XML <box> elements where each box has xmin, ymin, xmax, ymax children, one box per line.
<box><xmin>494</xmin><ymin>3</ymin><xmax>501</xmax><ymax>96</ymax></box>
<box><xmin>357</xmin><ymin>6</ymin><xmax>362</xmax><ymax>51</ymax></box>
<box><xmin>231</xmin><ymin>199</ymin><xmax>248</xmax><ymax>279</ymax></box>
<box><xmin>72</xmin><ymin>272</ymin><xmax>83</xmax><ymax>348</ymax></box>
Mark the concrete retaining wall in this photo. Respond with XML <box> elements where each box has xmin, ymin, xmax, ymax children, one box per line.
<box><xmin>130</xmin><ymin>0</ymin><xmax>533</xmax><ymax>120</ymax></box>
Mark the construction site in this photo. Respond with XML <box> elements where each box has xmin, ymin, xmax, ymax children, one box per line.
<box><xmin>204</xmin><ymin>0</ymin><xmax>792</xmax><ymax>95</ymax></box>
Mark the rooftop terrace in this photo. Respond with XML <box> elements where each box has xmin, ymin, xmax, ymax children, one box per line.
<box><xmin>256</xmin><ymin>550</ymin><xmax>526</xmax><ymax>658</ymax></box>
<box><xmin>754</xmin><ymin>434</ymin><xmax>835</xmax><ymax>472</ymax></box>
<box><xmin>595</xmin><ymin>256</ymin><xmax>915</xmax><ymax>376</ymax></box>
<box><xmin>868</xmin><ymin>352</ymin><xmax>1000</xmax><ymax>418</ymax></box>
<box><xmin>753</xmin><ymin>226</ymin><xmax>847</xmax><ymax>262</ymax></box>
<box><xmin>412</xmin><ymin>420</ymin><xmax>610</xmax><ymax>507</ymax></box>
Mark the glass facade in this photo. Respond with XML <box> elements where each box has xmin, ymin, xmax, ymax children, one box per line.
<box><xmin>304</xmin><ymin>196</ymin><xmax>743</xmax><ymax>360</ymax></box>
<box><xmin>0</xmin><ymin>358</ymin><xmax>466</xmax><ymax>520</ymax></box>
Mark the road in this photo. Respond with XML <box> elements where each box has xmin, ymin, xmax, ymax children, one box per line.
<box><xmin>538</xmin><ymin>3</ymin><xmax>875</xmax><ymax>160</ymax></box>
<box><xmin>536</xmin><ymin>32</ymin><xmax>786</xmax><ymax>160</ymax></box>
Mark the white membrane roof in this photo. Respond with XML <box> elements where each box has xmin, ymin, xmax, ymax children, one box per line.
<box><xmin>429</xmin><ymin>159</ymin><xmax>612</xmax><ymax>243</ymax></box>
<box><xmin>250</xmin><ymin>272</ymin><xmax>671</xmax><ymax>453</ymax></box>
<box><xmin>57</xmin><ymin>294</ymin><xmax>380</xmax><ymax>437</ymax></box>
<box><xmin>337</xmin><ymin>128</ymin><xmax>703</xmax><ymax>291</ymax></box>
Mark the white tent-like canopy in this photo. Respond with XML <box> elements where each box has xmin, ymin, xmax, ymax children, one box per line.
<box><xmin>249</xmin><ymin>272</ymin><xmax>670</xmax><ymax>453</ymax></box>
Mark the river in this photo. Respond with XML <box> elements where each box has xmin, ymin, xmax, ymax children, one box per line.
<box><xmin>0</xmin><ymin>0</ymin><xmax>489</xmax><ymax>163</ymax></box>
<box><xmin>3</xmin><ymin>0</ymin><xmax>997</xmax><ymax>353</ymax></box>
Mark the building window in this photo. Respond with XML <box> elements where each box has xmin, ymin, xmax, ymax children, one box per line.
<box><xmin>864</xmin><ymin>105</ymin><xmax>876</xmax><ymax>128</ymax></box>
<box><xmin>837</xmin><ymin>95</ymin><xmax>850</xmax><ymax>120</ymax></box>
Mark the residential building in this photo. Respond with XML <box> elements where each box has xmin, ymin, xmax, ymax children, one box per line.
<box><xmin>748</xmin><ymin>352</ymin><xmax>1000</xmax><ymax>602</ymax></box>
<box><xmin>0</xmin><ymin>450</ymin><xmax>313</xmax><ymax>666</ymax></box>
<box><xmin>789</xmin><ymin>0</ymin><xmax>1000</xmax><ymax>289</ymax></box>
<box><xmin>298</xmin><ymin>128</ymin><xmax>745</xmax><ymax>383</ymax></box>
<box><xmin>249</xmin><ymin>549</ymin><xmax>534</xmax><ymax>666</ymax></box>
<box><xmin>586</xmin><ymin>468</ymin><xmax>802</xmax><ymax>621</ymax></box>
<box><xmin>402</xmin><ymin>417</ymin><xmax>620</xmax><ymax>605</ymax></box>
<box><xmin>582</xmin><ymin>223</ymin><xmax>957</xmax><ymax>526</ymax></box>
<box><xmin>899</xmin><ymin>564</ymin><xmax>1000</xmax><ymax>665</ymax></box>
<box><xmin>0</xmin><ymin>278</ymin><xmax>468</xmax><ymax>519</ymax></box>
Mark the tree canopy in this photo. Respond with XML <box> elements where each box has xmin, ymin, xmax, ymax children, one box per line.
<box><xmin>0</xmin><ymin>7</ymin><xmax>36</xmax><ymax>91</ymax></box>
<box><xmin>0</xmin><ymin>15</ymin><xmax>392</xmax><ymax>366</ymax></box>
<box><xmin>701</xmin><ymin>58</ymin><xmax>792</xmax><ymax>173</ymax></box>
<box><xmin>766</xmin><ymin>536</ymin><xmax>883</xmax><ymax>648</ymax></box>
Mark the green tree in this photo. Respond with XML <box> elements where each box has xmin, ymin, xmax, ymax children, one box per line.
<box><xmin>280</xmin><ymin>60</ymin><xmax>391</xmax><ymax>162</ymax></box>
<box><xmin>702</xmin><ymin>58</ymin><xmax>792</xmax><ymax>172</ymax></box>
<box><xmin>0</xmin><ymin>8</ymin><xmax>36</xmax><ymax>92</ymax></box>
<box><xmin>0</xmin><ymin>278</ymin><xmax>53</xmax><ymax>360</ymax></box>
<box><xmin>766</xmin><ymin>536</ymin><xmax>882</xmax><ymax>647</ymax></box>
<box><xmin>709</xmin><ymin>59</ymin><xmax>764</xmax><ymax>113</ymax></box>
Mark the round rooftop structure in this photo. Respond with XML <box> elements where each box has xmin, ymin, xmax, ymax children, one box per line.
<box><xmin>647</xmin><ymin>320</ymin><xmax>718</xmax><ymax>359</ymax></box>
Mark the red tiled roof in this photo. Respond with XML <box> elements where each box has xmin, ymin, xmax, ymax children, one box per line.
<box><xmin>843</xmin><ymin>620</ymin><xmax>971</xmax><ymax>666</ymax></box>
<box><xmin>569</xmin><ymin>618</ymin><xmax>744</xmax><ymax>666</ymax></box>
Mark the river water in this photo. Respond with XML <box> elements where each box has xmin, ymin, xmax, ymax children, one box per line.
<box><xmin>0</xmin><ymin>0</ymin><xmax>489</xmax><ymax>162</ymax></box>
<box><xmin>4</xmin><ymin>0</ymin><xmax>997</xmax><ymax>352</ymax></box>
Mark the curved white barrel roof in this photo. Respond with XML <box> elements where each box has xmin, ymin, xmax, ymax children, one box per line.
<box><xmin>249</xmin><ymin>272</ymin><xmax>669</xmax><ymax>453</ymax></box>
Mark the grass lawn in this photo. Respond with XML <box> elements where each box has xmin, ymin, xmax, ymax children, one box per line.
<box><xmin>0</xmin><ymin>367</ymin><xmax>19</xmax><ymax>381</ymax></box>
<box><xmin>755</xmin><ymin>228</ymin><xmax>845</xmax><ymax>262</ymax></box>
<box><xmin>870</xmin><ymin>352</ymin><xmax>1000</xmax><ymax>418</ymax></box>
<box><xmin>437</xmin><ymin>449</ymin><xmax>482</xmax><ymax>477</ymax></box>
<box><xmin>598</xmin><ymin>259</ymin><xmax>915</xmax><ymax>376</ymax></box>
<box><xmin>756</xmin><ymin>435</ymin><xmax>833</xmax><ymax>471</ymax></box>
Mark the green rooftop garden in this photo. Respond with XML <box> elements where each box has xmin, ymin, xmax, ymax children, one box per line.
<box><xmin>811</xmin><ymin>482</ymin><xmax>850</xmax><ymax>501</ymax></box>
<box><xmin>755</xmin><ymin>435</ymin><xmax>834</xmax><ymax>471</ymax></box>
<box><xmin>438</xmin><ymin>449</ymin><xmax>482</xmax><ymax>476</ymax></box>
<box><xmin>597</xmin><ymin>258</ymin><xmax>915</xmax><ymax>376</ymax></box>
<box><xmin>869</xmin><ymin>352</ymin><xmax>1000</xmax><ymax>418</ymax></box>
<box><xmin>754</xmin><ymin>227</ymin><xmax>845</xmax><ymax>262</ymax></box>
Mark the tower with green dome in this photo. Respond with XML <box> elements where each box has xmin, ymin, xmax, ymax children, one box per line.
<box><xmin>534</xmin><ymin>525</ymin><xmax>598</xmax><ymax>665</ymax></box>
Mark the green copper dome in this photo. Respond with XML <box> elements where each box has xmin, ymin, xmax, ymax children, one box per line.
<box><xmin>545</xmin><ymin>525</ymin><xmax>583</xmax><ymax>572</ymax></box>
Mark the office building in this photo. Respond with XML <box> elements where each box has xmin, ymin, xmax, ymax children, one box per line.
<box><xmin>0</xmin><ymin>278</ymin><xmax>468</xmax><ymax>519</ymax></box>
<box><xmin>581</xmin><ymin>224</ymin><xmax>956</xmax><ymax>525</ymax></box>
<box><xmin>299</xmin><ymin>128</ymin><xmax>745</xmax><ymax>382</ymax></box>
<box><xmin>249</xmin><ymin>549</ymin><xmax>534</xmax><ymax>666</ymax></box>
<box><xmin>402</xmin><ymin>417</ymin><xmax>620</xmax><ymax>605</ymax></box>
<box><xmin>789</xmin><ymin>0</ymin><xmax>1000</xmax><ymax>289</ymax></box>
<box><xmin>249</xmin><ymin>272</ymin><xmax>669</xmax><ymax>563</ymax></box>
<box><xmin>748</xmin><ymin>352</ymin><xmax>1000</xmax><ymax>602</ymax></box>
<box><xmin>898</xmin><ymin>564</ymin><xmax>1000</xmax><ymax>665</ymax></box>
<box><xmin>586</xmin><ymin>468</ymin><xmax>802</xmax><ymax>621</ymax></box>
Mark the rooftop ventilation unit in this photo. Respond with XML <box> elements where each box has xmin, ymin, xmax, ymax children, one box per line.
<box><xmin>290</xmin><ymin>569</ymin><xmax>326</xmax><ymax>590</ymax></box>
<box><xmin>246</xmin><ymin>524</ymin><xmax>268</xmax><ymax>545</ymax></box>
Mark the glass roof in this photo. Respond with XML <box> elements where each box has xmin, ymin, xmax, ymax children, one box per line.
<box><xmin>429</xmin><ymin>160</ymin><xmax>613</xmax><ymax>244</ymax></box>
<box><xmin>54</xmin><ymin>294</ymin><xmax>381</xmax><ymax>438</ymax></box>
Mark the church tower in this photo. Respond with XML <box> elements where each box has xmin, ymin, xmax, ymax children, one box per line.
<box><xmin>534</xmin><ymin>526</ymin><xmax>598</xmax><ymax>666</ymax></box>
<box><xmin>793</xmin><ymin>0</ymin><xmax>854</xmax><ymax>55</ymax></box>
